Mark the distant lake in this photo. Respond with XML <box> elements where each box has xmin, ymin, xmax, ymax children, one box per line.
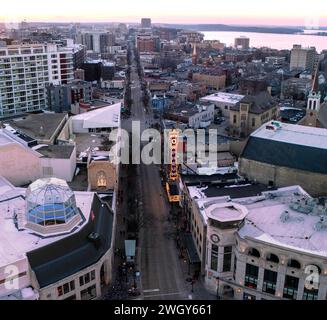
<box><xmin>202</xmin><ymin>31</ymin><xmax>327</xmax><ymax>52</ymax></box>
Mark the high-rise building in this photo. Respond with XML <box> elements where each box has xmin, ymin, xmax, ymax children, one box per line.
<box><xmin>76</xmin><ymin>32</ymin><xmax>115</xmax><ymax>53</ymax></box>
<box><xmin>0</xmin><ymin>44</ymin><xmax>74</xmax><ymax>118</ymax></box>
<box><xmin>234</xmin><ymin>36</ymin><xmax>250</xmax><ymax>49</ymax></box>
<box><xmin>141</xmin><ymin>18</ymin><xmax>152</xmax><ymax>29</ymax></box>
<box><xmin>290</xmin><ymin>45</ymin><xmax>316</xmax><ymax>71</ymax></box>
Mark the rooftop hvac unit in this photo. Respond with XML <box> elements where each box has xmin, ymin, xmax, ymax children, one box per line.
<box><xmin>280</xmin><ymin>211</ymin><xmax>290</xmax><ymax>223</ymax></box>
<box><xmin>88</xmin><ymin>232</ymin><xmax>101</xmax><ymax>248</ymax></box>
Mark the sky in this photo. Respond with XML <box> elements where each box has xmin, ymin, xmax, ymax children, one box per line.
<box><xmin>1</xmin><ymin>0</ymin><xmax>327</xmax><ymax>26</ymax></box>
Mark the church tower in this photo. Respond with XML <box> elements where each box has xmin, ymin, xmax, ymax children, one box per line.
<box><xmin>192</xmin><ymin>43</ymin><xmax>198</xmax><ymax>65</ymax></box>
<box><xmin>305</xmin><ymin>65</ymin><xmax>321</xmax><ymax>127</ymax></box>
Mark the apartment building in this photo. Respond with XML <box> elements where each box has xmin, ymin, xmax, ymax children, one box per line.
<box><xmin>290</xmin><ymin>45</ymin><xmax>316</xmax><ymax>71</ymax></box>
<box><xmin>0</xmin><ymin>44</ymin><xmax>74</xmax><ymax>118</ymax></box>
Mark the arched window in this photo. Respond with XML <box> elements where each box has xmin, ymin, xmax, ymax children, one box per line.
<box><xmin>248</xmin><ymin>247</ymin><xmax>261</xmax><ymax>258</ymax></box>
<box><xmin>287</xmin><ymin>259</ymin><xmax>301</xmax><ymax>269</ymax></box>
<box><xmin>266</xmin><ymin>253</ymin><xmax>279</xmax><ymax>263</ymax></box>
<box><xmin>97</xmin><ymin>171</ymin><xmax>107</xmax><ymax>188</ymax></box>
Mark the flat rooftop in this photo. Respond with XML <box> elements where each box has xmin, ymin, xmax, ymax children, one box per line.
<box><xmin>199</xmin><ymin>186</ymin><xmax>327</xmax><ymax>258</ymax></box>
<box><xmin>7</xmin><ymin>113</ymin><xmax>67</xmax><ymax>141</ymax></box>
<box><xmin>252</xmin><ymin>121</ymin><xmax>327</xmax><ymax>150</ymax></box>
<box><xmin>201</xmin><ymin>92</ymin><xmax>245</xmax><ymax>105</ymax></box>
<box><xmin>35</xmin><ymin>145</ymin><xmax>75</xmax><ymax>159</ymax></box>
<box><xmin>188</xmin><ymin>182</ymin><xmax>273</xmax><ymax>200</ymax></box>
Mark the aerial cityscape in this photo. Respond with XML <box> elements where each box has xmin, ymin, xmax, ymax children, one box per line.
<box><xmin>0</xmin><ymin>0</ymin><xmax>327</xmax><ymax>309</ymax></box>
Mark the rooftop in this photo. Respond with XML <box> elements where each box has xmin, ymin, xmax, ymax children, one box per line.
<box><xmin>200</xmin><ymin>92</ymin><xmax>245</xmax><ymax>105</ymax></box>
<box><xmin>0</xmin><ymin>177</ymin><xmax>94</xmax><ymax>269</ymax></box>
<box><xmin>72</xmin><ymin>103</ymin><xmax>121</xmax><ymax>129</ymax></box>
<box><xmin>35</xmin><ymin>145</ymin><xmax>75</xmax><ymax>159</ymax></box>
<box><xmin>199</xmin><ymin>186</ymin><xmax>327</xmax><ymax>258</ymax></box>
<box><xmin>6</xmin><ymin>113</ymin><xmax>67</xmax><ymax>142</ymax></box>
<box><xmin>250</xmin><ymin>121</ymin><xmax>327</xmax><ymax>150</ymax></box>
<box><xmin>231</xmin><ymin>91</ymin><xmax>277</xmax><ymax>114</ymax></box>
<box><xmin>241</xmin><ymin>121</ymin><xmax>327</xmax><ymax>175</ymax></box>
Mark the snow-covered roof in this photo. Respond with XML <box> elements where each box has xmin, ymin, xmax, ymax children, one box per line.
<box><xmin>73</xmin><ymin>103</ymin><xmax>121</xmax><ymax>129</ymax></box>
<box><xmin>251</xmin><ymin>121</ymin><xmax>327</xmax><ymax>150</ymax></box>
<box><xmin>0</xmin><ymin>178</ymin><xmax>94</xmax><ymax>269</ymax></box>
<box><xmin>200</xmin><ymin>92</ymin><xmax>245</xmax><ymax>105</ymax></box>
<box><xmin>197</xmin><ymin>185</ymin><xmax>327</xmax><ymax>258</ymax></box>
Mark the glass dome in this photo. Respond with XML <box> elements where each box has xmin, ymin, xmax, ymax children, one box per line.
<box><xmin>26</xmin><ymin>178</ymin><xmax>79</xmax><ymax>227</ymax></box>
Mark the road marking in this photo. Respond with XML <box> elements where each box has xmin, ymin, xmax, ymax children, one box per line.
<box><xmin>143</xmin><ymin>289</ymin><xmax>160</xmax><ymax>293</ymax></box>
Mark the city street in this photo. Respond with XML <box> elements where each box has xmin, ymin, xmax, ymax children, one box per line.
<box><xmin>124</xmin><ymin>44</ymin><xmax>189</xmax><ymax>300</ymax></box>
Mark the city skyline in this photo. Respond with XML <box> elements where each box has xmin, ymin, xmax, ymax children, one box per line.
<box><xmin>1</xmin><ymin>0</ymin><xmax>327</xmax><ymax>26</ymax></box>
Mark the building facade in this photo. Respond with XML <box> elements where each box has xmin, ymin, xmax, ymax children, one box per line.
<box><xmin>290</xmin><ymin>45</ymin><xmax>316</xmax><ymax>71</ymax></box>
<box><xmin>187</xmin><ymin>184</ymin><xmax>327</xmax><ymax>300</ymax></box>
<box><xmin>234</xmin><ymin>37</ymin><xmax>250</xmax><ymax>49</ymax></box>
<box><xmin>229</xmin><ymin>91</ymin><xmax>279</xmax><ymax>138</ymax></box>
<box><xmin>47</xmin><ymin>80</ymin><xmax>92</xmax><ymax>113</ymax></box>
<box><xmin>0</xmin><ymin>44</ymin><xmax>74</xmax><ymax>118</ymax></box>
<box><xmin>239</xmin><ymin>121</ymin><xmax>327</xmax><ymax>196</ymax></box>
<box><xmin>0</xmin><ymin>177</ymin><xmax>115</xmax><ymax>300</ymax></box>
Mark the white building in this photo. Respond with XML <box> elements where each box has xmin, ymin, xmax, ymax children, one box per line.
<box><xmin>188</xmin><ymin>184</ymin><xmax>327</xmax><ymax>300</ymax></box>
<box><xmin>200</xmin><ymin>92</ymin><xmax>245</xmax><ymax>118</ymax></box>
<box><xmin>0</xmin><ymin>44</ymin><xmax>74</xmax><ymax>118</ymax></box>
<box><xmin>0</xmin><ymin>177</ymin><xmax>115</xmax><ymax>300</ymax></box>
<box><xmin>0</xmin><ymin>127</ymin><xmax>76</xmax><ymax>186</ymax></box>
<box><xmin>70</xmin><ymin>103</ymin><xmax>121</xmax><ymax>134</ymax></box>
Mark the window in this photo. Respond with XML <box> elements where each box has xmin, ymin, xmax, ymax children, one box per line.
<box><xmin>211</xmin><ymin>244</ymin><xmax>218</xmax><ymax>271</ymax></box>
<box><xmin>223</xmin><ymin>246</ymin><xmax>232</xmax><ymax>272</ymax></box>
<box><xmin>283</xmin><ymin>275</ymin><xmax>299</xmax><ymax>299</ymax></box>
<box><xmin>251</xmin><ymin>118</ymin><xmax>256</xmax><ymax>127</ymax></box>
<box><xmin>80</xmin><ymin>271</ymin><xmax>96</xmax><ymax>287</ymax></box>
<box><xmin>303</xmin><ymin>288</ymin><xmax>318</xmax><ymax>300</ymax></box>
<box><xmin>263</xmin><ymin>269</ymin><xmax>277</xmax><ymax>295</ymax></box>
<box><xmin>245</xmin><ymin>264</ymin><xmax>259</xmax><ymax>289</ymax></box>
<box><xmin>266</xmin><ymin>253</ymin><xmax>279</xmax><ymax>264</ymax></box>
<box><xmin>287</xmin><ymin>259</ymin><xmax>301</xmax><ymax>269</ymax></box>
<box><xmin>81</xmin><ymin>285</ymin><xmax>97</xmax><ymax>300</ymax></box>
<box><xmin>233</xmin><ymin>115</ymin><xmax>237</xmax><ymax>124</ymax></box>
<box><xmin>248</xmin><ymin>248</ymin><xmax>260</xmax><ymax>258</ymax></box>
<box><xmin>233</xmin><ymin>256</ymin><xmax>237</xmax><ymax>280</ymax></box>
<box><xmin>57</xmin><ymin>280</ymin><xmax>75</xmax><ymax>297</ymax></box>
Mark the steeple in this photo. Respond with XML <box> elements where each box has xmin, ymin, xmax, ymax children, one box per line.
<box><xmin>192</xmin><ymin>43</ymin><xmax>198</xmax><ymax>65</ymax></box>
<box><xmin>305</xmin><ymin>63</ymin><xmax>321</xmax><ymax>127</ymax></box>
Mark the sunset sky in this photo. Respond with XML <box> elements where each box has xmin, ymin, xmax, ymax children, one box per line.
<box><xmin>1</xmin><ymin>0</ymin><xmax>327</xmax><ymax>26</ymax></box>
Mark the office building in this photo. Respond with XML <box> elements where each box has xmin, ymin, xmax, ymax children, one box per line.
<box><xmin>76</xmin><ymin>32</ymin><xmax>115</xmax><ymax>53</ymax></box>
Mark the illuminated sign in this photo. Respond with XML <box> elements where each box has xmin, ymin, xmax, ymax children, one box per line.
<box><xmin>169</xmin><ymin>130</ymin><xmax>179</xmax><ymax>181</ymax></box>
